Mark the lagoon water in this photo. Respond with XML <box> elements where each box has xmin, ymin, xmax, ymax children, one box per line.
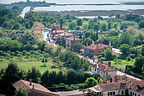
<box><xmin>1</xmin><ymin>0</ymin><xmax>144</xmax><ymax>11</ymax></box>
<box><xmin>1</xmin><ymin>0</ymin><xmax>144</xmax><ymax>17</ymax></box>
<box><xmin>34</xmin><ymin>5</ymin><xmax>144</xmax><ymax>11</ymax></box>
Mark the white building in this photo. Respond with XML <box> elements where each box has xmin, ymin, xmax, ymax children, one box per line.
<box><xmin>90</xmin><ymin>62</ymin><xmax>144</xmax><ymax>96</ymax></box>
<box><xmin>91</xmin><ymin>62</ymin><xmax>118</xmax><ymax>81</ymax></box>
<box><xmin>88</xmin><ymin>76</ymin><xmax>144</xmax><ymax>96</ymax></box>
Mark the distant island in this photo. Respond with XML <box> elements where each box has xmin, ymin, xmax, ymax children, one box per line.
<box><xmin>0</xmin><ymin>0</ymin><xmax>55</xmax><ymax>11</ymax></box>
<box><xmin>122</xmin><ymin>1</ymin><xmax>144</xmax><ymax>5</ymax></box>
<box><xmin>1</xmin><ymin>0</ymin><xmax>144</xmax><ymax>17</ymax></box>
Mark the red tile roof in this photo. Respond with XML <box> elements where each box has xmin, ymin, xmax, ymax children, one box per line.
<box><xmin>95</xmin><ymin>82</ymin><xmax>128</xmax><ymax>91</ymax></box>
<box><xmin>66</xmin><ymin>37</ymin><xmax>81</xmax><ymax>41</ymax></box>
<box><xmin>54</xmin><ymin>32</ymin><xmax>73</xmax><ymax>38</ymax></box>
<box><xmin>12</xmin><ymin>80</ymin><xmax>59</xmax><ymax>96</ymax></box>
<box><xmin>94</xmin><ymin>76</ymin><xmax>144</xmax><ymax>95</ymax></box>
<box><xmin>129</xmin><ymin>78</ymin><xmax>144</xmax><ymax>95</ymax></box>
<box><xmin>92</xmin><ymin>63</ymin><xmax>117</xmax><ymax>72</ymax></box>
<box><xmin>86</xmin><ymin>44</ymin><xmax>109</xmax><ymax>50</ymax></box>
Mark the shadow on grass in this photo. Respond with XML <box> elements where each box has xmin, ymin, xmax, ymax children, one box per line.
<box><xmin>41</xmin><ymin>65</ymin><xmax>47</xmax><ymax>67</ymax></box>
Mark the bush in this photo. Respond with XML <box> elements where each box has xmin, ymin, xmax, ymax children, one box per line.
<box><xmin>85</xmin><ymin>77</ymin><xmax>98</xmax><ymax>87</ymax></box>
<box><xmin>126</xmin><ymin>56</ymin><xmax>131</xmax><ymax>61</ymax></box>
<box><xmin>129</xmin><ymin>54</ymin><xmax>136</xmax><ymax>59</ymax></box>
<box><xmin>65</xmin><ymin>85</ymin><xmax>73</xmax><ymax>91</ymax></box>
<box><xmin>14</xmin><ymin>87</ymin><xmax>28</xmax><ymax>96</ymax></box>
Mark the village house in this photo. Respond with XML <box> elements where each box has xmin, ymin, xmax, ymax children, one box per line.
<box><xmin>12</xmin><ymin>80</ymin><xmax>60</xmax><ymax>96</ymax></box>
<box><xmin>84</xmin><ymin>42</ymin><xmax>112</xmax><ymax>56</ymax></box>
<box><xmin>88</xmin><ymin>81</ymin><xmax>128</xmax><ymax>96</ymax></box>
<box><xmin>12</xmin><ymin>80</ymin><xmax>87</xmax><ymax>96</ymax></box>
<box><xmin>90</xmin><ymin>60</ymin><xmax>144</xmax><ymax>96</ymax></box>
<box><xmin>53</xmin><ymin>30</ymin><xmax>73</xmax><ymax>40</ymax></box>
<box><xmin>65</xmin><ymin>36</ymin><xmax>81</xmax><ymax>50</ymax></box>
<box><xmin>51</xmin><ymin>30</ymin><xmax>66</xmax><ymax>38</ymax></box>
<box><xmin>88</xmin><ymin>75</ymin><xmax>144</xmax><ymax>96</ymax></box>
<box><xmin>91</xmin><ymin>62</ymin><xmax>118</xmax><ymax>81</ymax></box>
<box><xmin>50</xmin><ymin>23</ymin><xmax>61</xmax><ymax>30</ymax></box>
<box><xmin>120</xmin><ymin>12</ymin><xmax>138</xmax><ymax>20</ymax></box>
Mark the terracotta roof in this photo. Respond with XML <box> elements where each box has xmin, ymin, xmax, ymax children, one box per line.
<box><xmin>12</xmin><ymin>80</ymin><xmax>59</xmax><ymax>96</ymax></box>
<box><xmin>66</xmin><ymin>37</ymin><xmax>81</xmax><ymax>41</ymax></box>
<box><xmin>129</xmin><ymin>78</ymin><xmax>144</xmax><ymax>95</ymax></box>
<box><xmin>54</xmin><ymin>32</ymin><xmax>73</xmax><ymax>38</ymax></box>
<box><xmin>86</xmin><ymin>44</ymin><xmax>109</xmax><ymax>50</ymax></box>
<box><xmin>95</xmin><ymin>82</ymin><xmax>128</xmax><ymax>91</ymax></box>
<box><xmin>93</xmin><ymin>75</ymin><xmax>144</xmax><ymax>95</ymax></box>
<box><xmin>92</xmin><ymin>63</ymin><xmax>117</xmax><ymax>72</ymax></box>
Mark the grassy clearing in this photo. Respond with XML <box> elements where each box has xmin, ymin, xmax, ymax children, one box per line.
<box><xmin>0</xmin><ymin>56</ymin><xmax>65</xmax><ymax>73</ymax></box>
<box><xmin>104</xmin><ymin>59</ymin><xmax>135</xmax><ymax>70</ymax></box>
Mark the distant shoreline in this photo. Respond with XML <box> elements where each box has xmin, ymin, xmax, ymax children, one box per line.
<box><xmin>33</xmin><ymin>9</ymin><xmax>144</xmax><ymax>16</ymax></box>
<box><xmin>122</xmin><ymin>1</ymin><xmax>144</xmax><ymax>5</ymax></box>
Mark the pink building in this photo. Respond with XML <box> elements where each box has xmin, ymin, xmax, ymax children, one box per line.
<box><xmin>65</xmin><ymin>37</ymin><xmax>81</xmax><ymax>50</ymax></box>
<box><xmin>84</xmin><ymin>42</ymin><xmax>112</xmax><ymax>56</ymax></box>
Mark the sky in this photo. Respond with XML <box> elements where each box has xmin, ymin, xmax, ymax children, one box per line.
<box><xmin>0</xmin><ymin>0</ymin><xmax>144</xmax><ymax>4</ymax></box>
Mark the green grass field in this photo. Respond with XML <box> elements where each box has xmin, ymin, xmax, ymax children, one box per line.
<box><xmin>104</xmin><ymin>59</ymin><xmax>135</xmax><ymax>70</ymax></box>
<box><xmin>0</xmin><ymin>56</ymin><xmax>65</xmax><ymax>73</ymax></box>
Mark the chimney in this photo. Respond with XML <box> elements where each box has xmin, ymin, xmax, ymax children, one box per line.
<box><xmin>114</xmin><ymin>75</ymin><xmax>118</xmax><ymax>82</ymax></box>
<box><xmin>33</xmin><ymin>84</ymin><xmax>34</xmax><ymax>89</ymax></box>
<box><xmin>64</xmin><ymin>30</ymin><xmax>66</xmax><ymax>39</ymax></box>
<box><xmin>73</xmin><ymin>33</ymin><xmax>75</xmax><ymax>41</ymax></box>
<box><xmin>109</xmin><ymin>41</ymin><xmax>111</xmax><ymax>48</ymax></box>
<box><xmin>29</xmin><ymin>79</ymin><xmax>32</xmax><ymax>86</ymax></box>
<box><xmin>86</xmin><ymin>42</ymin><xmax>88</xmax><ymax>46</ymax></box>
<box><xmin>108</xmin><ymin>62</ymin><xmax>111</xmax><ymax>67</ymax></box>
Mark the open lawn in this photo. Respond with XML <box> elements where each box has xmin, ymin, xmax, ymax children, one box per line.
<box><xmin>104</xmin><ymin>59</ymin><xmax>135</xmax><ymax>70</ymax></box>
<box><xmin>0</xmin><ymin>57</ymin><xmax>66</xmax><ymax>73</ymax></box>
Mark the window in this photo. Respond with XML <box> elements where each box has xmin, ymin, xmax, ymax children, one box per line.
<box><xmin>108</xmin><ymin>91</ymin><xmax>115</xmax><ymax>96</ymax></box>
<box><xmin>97</xmin><ymin>92</ymin><xmax>102</xmax><ymax>95</ymax></box>
<box><xmin>135</xmin><ymin>93</ymin><xmax>137</xmax><ymax>96</ymax></box>
<box><xmin>110</xmin><ymin>92</ymin><xmax>112</xmax><ymax>95</ymax></box>
<box><xmin>130</xmin><ymin>91</ymin><xmax>132</xmax><ymax>96</ymax></box>
<box><xmin>121</xmin><ymin>91</ymin><xmax>124</xmax><ymax>95</ymax></box>
<box><xmin>113</xmin><ymin>92</ymin><xmax>115</xmax><ymax>95</ymax></box>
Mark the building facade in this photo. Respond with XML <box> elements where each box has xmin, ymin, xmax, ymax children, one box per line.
<box><xmin>84</xmin><ymin>42</ymin><xmax>112</xmax><ymax>56</ymax></box>
<box><xmin>88</xmin><ymin>76</ymin><xmax>144</xmax><ymax>96</ymax></box>
<box><xmin>65</xmin><ymin>37</ymin><xmax>81</xmax><ymax>50</ymax></box>
<box><xmin>91</xmin><ymin>62</ymin><xmax>117</xmax><ymax>80</ymax></box>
